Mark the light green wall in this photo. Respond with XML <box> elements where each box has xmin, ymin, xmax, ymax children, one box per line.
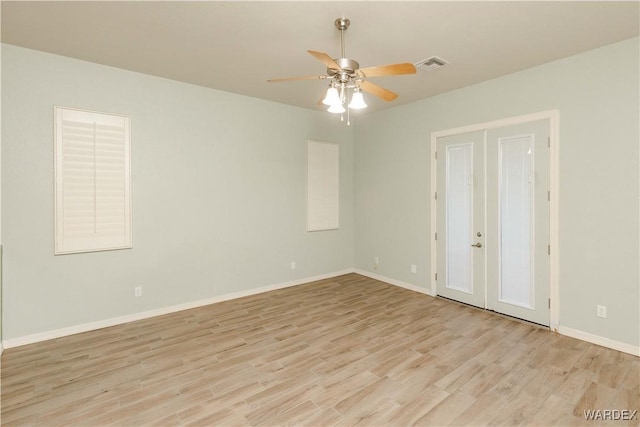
<box><xmin>1</xmin><ymin>44</ymin><xmax>354</xmax><ymax>340</ymax></box>
<box><xmin>3</xmin><ymin>38</ymin><xmax>639</xmax><ymax>348</ymax></box>
<box><xmin>355</xmin><ymin>37</ymin><xmax>640</xmax><ymax>347</ymax></box>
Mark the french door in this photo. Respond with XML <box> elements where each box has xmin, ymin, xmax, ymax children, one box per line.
<box><xmin>436</xmin><ymin>119</ymin><xmax>550</xmax><ymax>326</ymax></box>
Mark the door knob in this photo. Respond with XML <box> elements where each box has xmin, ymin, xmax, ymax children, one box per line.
<box><xmin>471</xmin><ymin>242</ymin><xmax>483</xmax><ymax>248</ymax></box>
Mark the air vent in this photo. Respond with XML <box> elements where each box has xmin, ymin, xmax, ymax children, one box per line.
<box><xmin>415</xmin><ymin>56</ymin><xmax>448</xmax><ymax>72</ymax></box>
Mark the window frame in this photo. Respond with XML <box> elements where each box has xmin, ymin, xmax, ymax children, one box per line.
<box><xmin>54</xmin><ymin>106</ymin><xmax>132</xmax><ymax>255</ymax></box>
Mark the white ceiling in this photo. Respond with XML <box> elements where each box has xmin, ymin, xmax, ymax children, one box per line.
<box><xmin>2</xmin><ymin>1</ymin><xmax>639</xmax><ymax>113</ymax></box>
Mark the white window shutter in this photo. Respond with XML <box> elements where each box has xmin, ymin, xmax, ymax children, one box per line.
<box><xmin>55</xmin><ymin>107</ymin><xmax>132</xmax><ymax>254</ymax></box>
<box><xmin>307</xmin><ymin>140</ymin><xmax>339</xmax><ymax>231</ymax></box>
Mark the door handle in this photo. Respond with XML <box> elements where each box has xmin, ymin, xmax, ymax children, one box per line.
<box><xmin>471</xmin><ymin>242</ymin><xmax>483</xmax><ymax>248</ymax></box>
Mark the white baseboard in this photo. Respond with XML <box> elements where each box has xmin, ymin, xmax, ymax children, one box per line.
<box><xmin>5</xmin><ymin>269</ymin><xmax>637</xmax><ymax>358</ymax></box>
<box><xmin>353</xmin><ymin>269</ymin><xmax>434</xmax><ymax>296</ymax></box>
<box><xmin>2</xmin><ymin>269</ymin><xmax>354</xmax><ymax>349</ymax></box>
<box><xmin>558</xmin><ymin>326</ymin><xmax>639</xmax><ymax>357</ymax></box>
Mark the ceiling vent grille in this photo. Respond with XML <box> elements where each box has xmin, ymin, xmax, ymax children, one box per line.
<box><xmin>415</xmin><ymin>56</ymin><xmax>448</xmax><ymax>72</ymax></box>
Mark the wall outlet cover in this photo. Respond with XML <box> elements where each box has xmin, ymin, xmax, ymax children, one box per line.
<box><xmin>596</xmin><ymin>305</ymin><xmax>606</xmax><ymax>318</ymax></box>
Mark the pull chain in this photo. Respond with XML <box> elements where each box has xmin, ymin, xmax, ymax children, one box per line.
<box><xmin>347</xmin><ymin>92</ymin><xmax>351</xmax><ymax>126</ymax></box>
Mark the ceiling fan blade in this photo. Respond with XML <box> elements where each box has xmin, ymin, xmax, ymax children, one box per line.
<box><xmin>360</xmin><ymin>80</ymin><xmax>399</xmax><ymax>102</ymax></box>
<box><xmin>267</xmin><ymin>75</ymin><xmax>324</xmax><ymax>83</ymax></box>
<box><xmin>308</xmin><ymin>50</ymin><xmax>341</xmax><ymax>70</ymax></box>
<box><xmin>359</xmin><ymin>63</ymin><xmax>417</xmax><ymax>78</ymax></box>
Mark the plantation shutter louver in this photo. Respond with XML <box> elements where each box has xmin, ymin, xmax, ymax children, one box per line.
<box><xmin>55</xmin><ymin>107</ymin><xmax>132</xmax><ymax>254</ymax></box>
<box><xmin>307</xmin><ymin>140</ymin><xmax>339</xmax><ymax>231</ymax></box>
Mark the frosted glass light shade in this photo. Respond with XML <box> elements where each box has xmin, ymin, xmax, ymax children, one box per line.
<box><xmin>327</xmin><ymin>103</ymin><xmax>346</xmax><ymax>114</ymax></box>
<box><xmin>348</xmin><ymin>91</ymin><xmax>367</xmax><ymax>109</ymax></box>
<box><xmin>322</xmin><ymin>87</ymin><xmax>341</xmax><ymax>106</ymax></box>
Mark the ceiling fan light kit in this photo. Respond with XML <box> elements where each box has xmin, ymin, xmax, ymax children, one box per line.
<box><xmin>327</xmin><ymin>103</ymin><xmax>346</xmax><ymax>114</ymax></box>
<box><xmin>268</xmin><ymin>17</ymin><xmax>416</xmax><ymax>125</ymax></box>
<box><xmin>348</xmin><ymin>89</ymin><xmax>367</xmax><ymax>110</ymax></box>
<box><xmin>322</xmin><ymin>87</ymin><xmax>341</xmax><ymax>106</ymax></box>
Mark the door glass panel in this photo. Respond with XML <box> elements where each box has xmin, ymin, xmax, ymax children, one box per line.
<box><xmin>446</xmin><ymin>143</ymin><xmax>473</xmax><ymax>293</ymax></box>
<box><xmin>499</xmin><ymin>136</ymin><xmax>534</xmax><ymax>308</ymax></box>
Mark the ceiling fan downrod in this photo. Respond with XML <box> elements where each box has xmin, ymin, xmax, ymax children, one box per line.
<box><xmin>335</xmin><ymin>18</ymin><xmax>350</xmax><ymax>58</ymax></box>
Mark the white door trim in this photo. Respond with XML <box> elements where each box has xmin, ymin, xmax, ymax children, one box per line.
<box><xmin>430</xmin><ymin>110</ymin><xmax>559</xmax><ymax>331</ymax></box>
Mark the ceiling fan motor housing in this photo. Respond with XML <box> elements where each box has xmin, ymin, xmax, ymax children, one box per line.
<box><xmin>328</xmin><ymin>58</ymin><xmax>360</xmax><ymax>79</ymax></box>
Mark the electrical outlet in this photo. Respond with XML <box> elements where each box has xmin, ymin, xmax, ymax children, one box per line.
<box><xmin>290</xmin><ymin>261</ymin><xmax>296</xmax><ymax>270</ymax></box>
<box><xmin>597</xmin><ymin>305</ymin><xmax>606</xmax><ymax>318</ymax></box>
<box><xmin>374</xmin><ymin>257</ymin><xmax>379</xmax><ymax>270</ymax></box>
<box><xmin>135</xmin><ymin>286</ymin><xmax>142</xmax><ymax>297</ymax></box>
<box><xmin>411</xmin><ymin>264</ymin><xmax>417</xmax><ymax>274</ymax></box>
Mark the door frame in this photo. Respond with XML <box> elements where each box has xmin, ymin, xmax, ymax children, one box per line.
<box><xmin>429</xmin><ymin>110</ymin><xmax>559</xmax><ymax>331</ymax></box>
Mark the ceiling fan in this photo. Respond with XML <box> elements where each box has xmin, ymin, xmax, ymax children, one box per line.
<box><xmin>268</xmin><ymin>17</ymin><xmax>416</xmax><ymax>122</ymax></box>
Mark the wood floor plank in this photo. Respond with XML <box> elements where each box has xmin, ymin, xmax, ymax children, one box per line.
<box><xmin>383</xmin><ymin>385</ymin><xmax>450</xmax><ymax>425</ymax></box>
<box><xmin>412</xmin><ymin>389</ymin><xmax>476</xmax><ymax>426</ymax></box>
<box><xmin>2</xmin><ymin>273</ymin><xmax>638</xmax><ymax>426</ymax></box>
<box><xmin>528</xmin><ymin>393</ymin><xmax>580</xmax><ymax>427</ymax></box>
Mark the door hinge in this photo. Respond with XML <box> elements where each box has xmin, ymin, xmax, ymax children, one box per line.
<box><xmin>548</xmin><ymin>190</ymin><xmax>550</xmax><ymax>201</ymax></box>
<box><xmin>435</xmin><ymin>232</ymin><xmax>437</xmax><ymax>241</ymax></box>
<box><xmin>547</xmin><ymin>137</ymin><xmax>550</xmax><ymax>148</ymax></box>
<box><xmin>435</xmin><ymin>272</ymin><xmax>438</xmax><ymax>281</ymax></box>
<box><xmin>435</xmin><ymin>192</ymin><xmax>437</xmax><ymax>200</ymax></box>
<box><xmin>548</xmin><ymin>298</ymin><xmax>551</xmax><ymax>309</ymax></box>
<box><xmin>435</xmin><ymin>152</ymin><xmax>438</xmax><ymax>160</ymax></box>
<box><xmin>548</xmin><ymin>245</ymin><xmax>551</xmax><ymax>255</ymax></box>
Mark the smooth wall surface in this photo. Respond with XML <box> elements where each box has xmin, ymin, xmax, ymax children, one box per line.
<box><xmin>2</xmin><ymin>44</ymin><xmax>354</xmax><ymax>340</ymax></box>
<box><xmin>2</xmin><ymin>38</ymin><xmax>639</xmax><ymax>350</ymax></box>
<box><xmin>354</xmin><ymin>37</ymin><xmax>640</xmax><ymax>347</ymax></box>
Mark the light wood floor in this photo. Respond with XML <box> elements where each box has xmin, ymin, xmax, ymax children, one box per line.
<box><xmin>2</xmin><ymin>274</ymin><xmax>638</xmax><ymax>426</ymax></box>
